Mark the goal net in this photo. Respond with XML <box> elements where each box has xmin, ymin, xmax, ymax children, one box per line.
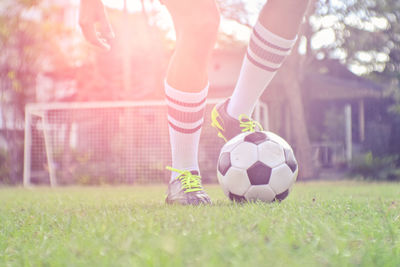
<box><xmin>23</xmin><ymin>100</ymin><xmax>268</xmax><ymax>186</ymax></box>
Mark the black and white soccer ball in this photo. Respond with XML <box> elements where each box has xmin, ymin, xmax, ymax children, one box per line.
<box><xmin>217</xmin><ymin>131</ymin><xmax>298</xmax><ymax>202</ymax></box>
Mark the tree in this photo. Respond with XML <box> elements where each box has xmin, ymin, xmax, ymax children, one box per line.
<box><xmin>310</xmin><ymin>0</ymin><xmax>400</xmax><ymax>155</ymax></box>
<box><xmin>0</xmin><ymin>0</ymin><xmax>80</xmax><ymax>183</ymax></box>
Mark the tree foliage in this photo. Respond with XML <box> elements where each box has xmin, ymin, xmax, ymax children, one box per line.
<box><xmin>310</xmin><ymin>0</ymin><xmax>400</xmax><ymax>171</ymax></box>
<box><xmin>312</xmin><ymin>0</ymin><xmax>400</xmax><ymax>110</ymax></box>
<box><xmin>0</xmin><ymin>0</ymin><xmax>78</xmax><ymax>183</ymax></box>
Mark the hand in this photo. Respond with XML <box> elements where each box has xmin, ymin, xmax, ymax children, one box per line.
<box><xmin>79</xmin><ymin>0</ymin><xmax>114</xmax><ymax>50</ymax></box>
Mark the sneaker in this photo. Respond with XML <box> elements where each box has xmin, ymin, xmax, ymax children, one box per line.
<box><xmin>211</xmin><ymin>99</ymin><xmax>263</xmax><ymax>142</ymax></box>
<box><xmin>165</xmin><ymin>166</ymin><xmax>212</xmax><ymax>205</ymax></box>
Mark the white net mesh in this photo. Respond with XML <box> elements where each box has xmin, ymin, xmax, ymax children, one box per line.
<box><xmin>24</xmin><ymin>100</ymin><xmax>267</xmax><ymax>185</ymax></box>
<box><xmin>24</xmin><ymin>101</ymin><xmax>227</xmax><ymax>185</ymax></box>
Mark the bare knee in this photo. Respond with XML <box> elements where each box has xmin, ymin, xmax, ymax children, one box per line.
<box><xmin>258</xmin><ymin>0</ymin><xmax>310</xmax><ymax>38</ymax></box>
<box><xmin>264</xmin><ymin>0</ymin><xmax>310</xmax><ymax>17</ymax></box>
<box><xmin>184</xmin><ymin>13</ymin><xmax>219</xmax><ymax>45</ymax></box>
<box><xmin>171</xmin><ymin>0</ymin><xmax>220</xmax><ymax>45</ymax></box>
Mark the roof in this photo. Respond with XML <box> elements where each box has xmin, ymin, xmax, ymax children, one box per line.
<box><xmin>302</xmin><ymin>58</ymin><xmax>383</xmax><ymax>101</ymax></box>
<box><xmin>303</xmin><ymin>73</ymin><xmax>382</xmax><ymax>100</ymax></box>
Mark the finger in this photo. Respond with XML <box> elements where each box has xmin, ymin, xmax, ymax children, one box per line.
<box><xmin>98</xmin><ymin>9</ymin><xmax>115</xmax><ymax>41</ymax></box>
<box><xmin>98</xmin><ymin>19</ymin><xmax>115</xmax><ymax>42</ymax></box>
<box><xmin>80</xmin><ymin>22</ymin><xmax>111</xmax><ymax>51</ymax></box>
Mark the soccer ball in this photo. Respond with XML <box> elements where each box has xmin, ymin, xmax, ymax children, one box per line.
<box><xmin>217</xmin><ymin>131</ymin><xmax>298</xmax><ymax>202</ymax></box>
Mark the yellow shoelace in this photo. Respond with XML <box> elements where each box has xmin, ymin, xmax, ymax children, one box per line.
<box><xmin>166</xmin><ymin>166</ymin><xmax>202</xmax><ymax>193</ymax></box>
<box><xmin>238</xmin><ymin>114</ymin><xmax>263</xmax><ymax>133</ymax></box>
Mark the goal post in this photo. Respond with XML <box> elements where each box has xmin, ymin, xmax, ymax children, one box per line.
<box><xmin>23</xmin><ymin>99</ymin><xmax>269</xmax><ymax>186</ymax></box>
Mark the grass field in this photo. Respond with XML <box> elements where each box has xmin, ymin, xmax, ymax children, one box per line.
<box><xmin>0</xmin><ymin>182</ymin><xmax>399</xmax><ymax>267</ymax></box>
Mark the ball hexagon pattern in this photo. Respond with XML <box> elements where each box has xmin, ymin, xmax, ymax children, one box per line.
<box><xmin>230</xmin><ymin>142</ymin><xmax>258</xmax><ymax>169</ymax></box>
<box><xmin>222</xmin><ymin>167</ymin><xmax>251</xmax><ymax>196</ymax></box>
<box><xmin>218</xmin><ymin>152</ymin><xmax>231</xmax><ymax>176</ymax></box>
<box><xmin>244</xmin><ymin>185</ymin><xmax>275</xmax><ymax>202</ymax></box>
<box><xmin>247</xmin><ymin>161</ymin><xmax>272</xmax><ymax>185</ymax></box>
<box><xmin>258</xmin><ymin>141</ymin><xmax>285</xmax><ymax>168</ymax></box>
<box><xmin>217</xmin><ymin>131</ymin><xmax>298</xmax><ymax>202</ymax></box>
<box><xmin>284</xmin><ymin>148</ymin><xmax>298</xmax><ymax>173</ymax></box>
<box><xmin>243</xmin><ymin>131</ymin><xmax>269</xmax><ymax>145</ymax></box>
<box><xmin>269</xmin><ymin>164</ymin><xmax>294</xmax><ymax>194</ymax></box>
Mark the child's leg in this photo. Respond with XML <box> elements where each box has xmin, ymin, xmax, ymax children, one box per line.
<box><xmin>163</xmin><ymin>0</ymin><xmax>220</xmax><ymax>204</ymax></box>
<box><xmin>227</xmin><ymin>0</ymin><xmax>310</xmax><ymax>119</ymax></box>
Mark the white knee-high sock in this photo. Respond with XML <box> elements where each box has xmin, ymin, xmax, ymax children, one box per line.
<box><xmin>165</xmin><ymin>81</ymin><xmax>208</xmax><ymax>181</ymax></box>
<box><xmin>227</xmin><ymin>21</ymin><xmax>297</xmax><ymax>119</ymax></box>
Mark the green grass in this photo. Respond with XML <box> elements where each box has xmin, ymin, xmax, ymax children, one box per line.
<box><xmin>0</xmin><ymin>182</ymin><xmax>399</xmax><ymax>267</ymax></box>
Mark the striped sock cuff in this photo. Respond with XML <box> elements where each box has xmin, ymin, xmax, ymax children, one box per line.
<box><xmin>247</xmin><ymin>21</ymin><xmax>297</xmax><ymax>72</ymax></box>
<box><xmin>164</xmin><ymin>81</ymin><xmax>208</xmax><ymax>134</ymax></box>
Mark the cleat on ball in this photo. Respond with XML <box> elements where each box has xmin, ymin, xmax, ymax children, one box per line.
<box><xmin>211</xmin><ymin>99</ymin><xmax>263</xmax><ymax>142</ymax></box>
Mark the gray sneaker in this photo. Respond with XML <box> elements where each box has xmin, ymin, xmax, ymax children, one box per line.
<box><xmin>165</xmin><ymin>167</ymin><xmax>211</xmax><ymax>205</ymax></box>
